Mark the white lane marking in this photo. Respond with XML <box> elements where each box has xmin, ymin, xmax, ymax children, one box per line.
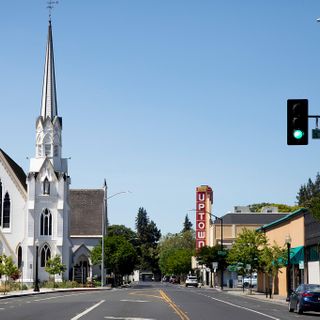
<box><xmin>104</xmin><ymin>317</ymin><xmax>156</xmax><ymax>320</ymax></box>
<box><xmin>120</xmin><ymin>299</ymin><xmax>150</xmax><ymax>303</ymax></box>
<box><xmin>71</xmin><ymin>300</ymin><xmax>105</xmax><ymax>320</ymax></box>
<box><xmin>198</xmin><ymin>293</ymin><xmax>280</xmax><ymax>320</ymax></box>
<box><xmin>0</xmin><ymin>308</ymin><xmax>4</xmax><ymax>310</ymax></box>
<box><xmin>33</xmin><ymin>292</ymin><xmax>89</xmax><ymax>302</ymax></box>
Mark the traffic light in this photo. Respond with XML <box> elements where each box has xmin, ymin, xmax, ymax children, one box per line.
<box><xmin>287</xmin><ymin>99</ymin><xmax>308</xmax><ymax>145</ymax></box>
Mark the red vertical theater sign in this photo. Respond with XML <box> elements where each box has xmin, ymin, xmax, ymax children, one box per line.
<box><xmin>196</xmin><ymin>185</ymin><xmax>213</xmax><ymax>250</ymax></box>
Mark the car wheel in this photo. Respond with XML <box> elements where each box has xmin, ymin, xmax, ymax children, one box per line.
<box><xmin>288</xmin><ymin>302</ymin><xmax>294</xmax><ymax>312</ymax></box>
<box><xmin>296</xmin><ymin>301</ymin><xmax>303</xmax><ymax>314</ymax></box>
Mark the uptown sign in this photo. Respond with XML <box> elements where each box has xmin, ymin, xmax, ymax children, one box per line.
<box><xmin>196</xmin><ymin>185</ymin><xmax>213</xmax><ymax>250</ymax></box>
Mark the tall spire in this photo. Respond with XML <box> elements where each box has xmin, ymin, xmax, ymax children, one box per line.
<box><xmin>40</xmin><ymin>20</ymin><xmax>58</xmax><ymax>119</ymax></box>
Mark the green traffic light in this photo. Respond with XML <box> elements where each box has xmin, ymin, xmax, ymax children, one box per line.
<box><xmin>293</xmin><ymin>130</ymin><xmax>304</xmax><ymax>140</ymax></box>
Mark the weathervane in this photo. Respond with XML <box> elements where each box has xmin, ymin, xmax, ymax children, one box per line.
<box><xmin>47</xmin><ymin>0</ymin><xmax>59</xmax><ymax>21</ymax></box>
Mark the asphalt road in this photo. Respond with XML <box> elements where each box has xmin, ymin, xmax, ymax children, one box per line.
<box><xmin>0</xmin><ymin>282</ymin><xmax>319</xmax><ymax>320</ymax></box>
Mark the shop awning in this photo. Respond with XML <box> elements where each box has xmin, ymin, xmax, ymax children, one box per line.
<box><xmin>289</xmin><ymin>246</ymin><xmax>304</xmax><ymax>265</ymax></box>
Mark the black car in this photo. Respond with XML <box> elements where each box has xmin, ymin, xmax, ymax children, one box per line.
<box><xmin>289</xmin><ymin>284</ymin><xmax>320</xmax><ymax>314</ymax></box>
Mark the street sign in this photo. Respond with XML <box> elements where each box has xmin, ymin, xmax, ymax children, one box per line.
<box><xmin>212</xmin><ymin>262</ymin><xmax>218</xmax><ymax>269</ymax></box>
<box><xmin>299</xmin><ymin>260</ymin><xmax>304</xmax><ymax>269</ymax></box>
<box><xmin>218</xmin><ymin>250</ymin><xmax>226</xmax><ymax>256</ymax></box>
<box><xmin>312</xmin><ymin>128</ymin><xmax>320</xmax><ymax>139</ymax></box>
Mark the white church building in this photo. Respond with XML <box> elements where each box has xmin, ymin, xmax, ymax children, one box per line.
<box><xmin>0</xmin><ymin>20</ymin><xmax>106</xmax><ymax>285</ymax></box>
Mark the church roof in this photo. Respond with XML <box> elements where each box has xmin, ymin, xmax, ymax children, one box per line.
<box><xmin>69</xmin><ymin>189</ymin><xmax>105</xmax><ymax>236</ymax></box>
<box><xmin>0</xmin><ymin>149</ymin><xmax>27</xmax><ymax>191</ymax></box>
<box><xmin>40</xmin><ymin>20</ymin><xmax>58</xmax><ymax>119</ymax></box>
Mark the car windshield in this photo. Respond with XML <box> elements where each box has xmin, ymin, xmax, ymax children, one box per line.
<box><xmin>305</xmin><ymin>285</ymin><xmax>320</xmax><ymax>292</ymax></box>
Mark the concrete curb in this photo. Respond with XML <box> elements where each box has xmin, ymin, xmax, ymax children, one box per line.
<box><xmin>0</xmin><ymin>287</ymin><xmax>112</xmax><ymax>300</ymax></box>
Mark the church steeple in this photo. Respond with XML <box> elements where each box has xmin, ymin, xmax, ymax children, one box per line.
<box><xmin>40</xmin><ymin>20</ymin><xmax>58</xmax><ymax>119</ymax></box>
<box><xmin>33</xmin><ymin>20</ymin><xmax>63</xmax><ymax>167</ymax></box>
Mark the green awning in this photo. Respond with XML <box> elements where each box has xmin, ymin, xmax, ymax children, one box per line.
<box><xmin>289</xmin><ymin>246</ymin><xmax>304</xmax><ymax>265</ymax></box>
<box><xmin>277</xmin><ymin>246</ymin><xmax>304</xmax><ymax>266</ymax></box>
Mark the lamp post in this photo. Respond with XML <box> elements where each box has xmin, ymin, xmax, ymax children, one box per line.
<box><xmin>285</xmin><ymin>234</ymin><xmax>292</xmax><ymax>301</ymax></box>
<box><xmin>188</xmin><ymin>209</ymin><xmax>224</xmax><ymax>290</ymax></box>
<box><xmin>101</xmin><ymin>182</ymin><xmax>131</xmax><ymax>287</ymax></box>
<box><xmin>34</xmin><ymin>240</ymin><xmax>40</xmax><ymax>292</ymax></box>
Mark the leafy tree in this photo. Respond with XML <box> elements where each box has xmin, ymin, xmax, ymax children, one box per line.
<box><xmin>297</xmin><ymin>173</ymin><xmax>320</xmax><ymax>219</ymax></box>
<box><xmin>227</xmin><ymin>228</ymin><xmax>267</xmax><ymax>275</ymax></box>
<box><xmin>196</xmin><ymin>245</ymin><xmax>222</xmax><ymax>269</ymax></box>
<box><xmin>0</xmin><ymin>254</ymin><xmax>20</xmax><ymax>294</ymax></box>
<box><xmin>182</xmin><ymin>214</ymin><xmax>193</xmax><ymax>233</ymax></box>
<box><xmin>45</xmin><ymin>255</ymin><xmax>66</xmax><ymax>287</ymax></box>
<box><xmin>260</xmin><ymin>242</ymin><xmax>287</xmax><ymax>293</ymax></box>
<box><xmin>248</xmin><ymin>203</ymin><xmax>299</xmax><ymax>213</ymax></box>
<box><xmin>158</xmin><ymin>231</ymin><xmax>195</xmax><ymax>276</ymax></box>
<box><xmin>91</xmin><ymin>235</ymin><xmax>137</xmax><ymax>285</ymax></box>
<box><xmin>107</xmin><ymin>225</ymin><xmax>138</xmax><ymax>245</ymax></box>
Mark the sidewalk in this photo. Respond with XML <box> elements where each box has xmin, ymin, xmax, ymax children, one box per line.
<box><xmin>0</xmin><ymin>286</ymin><xmax>112</xmax><ymax>300</ymax></box>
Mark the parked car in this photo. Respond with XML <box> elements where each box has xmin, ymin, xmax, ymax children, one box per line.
<box><xmin>288</xmin><ymin>284</ymin><xmax>320</xmax><ymax>314</ymax></box>
<box><xmin>242</xmin><ymin>273</ymin><xmax>257</xmax><ymax>288</ymax></box>
<box><xmin>185</xmin><ymin>275</ymin><xmax>198</xmax><ymax>288</ymax></box>
<box><xmin>169</xmin><ymin>275</ymin><xmax>178</xmax><ymax>284</ymax></box>
<box><xmin>162</xmin><ymin>275</ymin><xmax>170</xmax><ymax>282</ymax></box>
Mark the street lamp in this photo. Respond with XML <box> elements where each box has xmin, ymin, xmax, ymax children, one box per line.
<box><xmin>188</xmin><ymin>209</ymin><xmax>224</xmax><ymax>290</ymax></box>
<box><xmin>34</xmin><ymin>240</ymin><xmax>40</xmax><ymax>292</ymax></box>
<box><xmin>101</xmin><ymin>181</ymin><xmax>131</xmax><ymax>287</ymax></box>
<box><xmin>285</xmin><ymin>234</ymin><xmax>292</xmax><ymax>301</ymax></box>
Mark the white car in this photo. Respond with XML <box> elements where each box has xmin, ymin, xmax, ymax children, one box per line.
<box><xmin>243</xmin><ymin>273</ymin><xmax>257</xmax><ymax>288</ymax></box>
<box><xmin>185</xmin><ymin>275</ymin><xmax>198</xmax><ymax>287</ymax></box>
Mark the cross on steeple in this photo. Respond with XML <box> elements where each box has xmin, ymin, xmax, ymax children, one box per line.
<box><xmin>47</xmin><ymin>0</ymin><xmax>59</xmax><ymax>21</ymax></box>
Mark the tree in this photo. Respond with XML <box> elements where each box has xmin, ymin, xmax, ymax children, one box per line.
<box><xmin>182</xmin><ymin>214</ymin><xmax>193</xmax><ymax>233</ymax></box>
<box><xmin>107</xmin><ymin>224</ymin><xmax>138</xmax><ymax>245</ymax></box>
<box><xmin>196</xmin><ymin>245</ymin><xmax>222</xmax><ymax>269</ymax></box>
<box><xmin>297</xmin><ymin>173</ymin><xmax>320</xmax><ymax>219</ymax></box>
<box><xmin>227</xmin><ymin>228</ymin><xmax>267</xmax><ymax>275</ymax></box>
<box><xmin>158</xmin><ymin>231</ymin><xmax>195</xmax><ymax>277</ymax></box>
<box><xmin>91</xmin><ymin>235</ymin><xmax>137</xmax><ymax>285</ymax></box>
<box><xmin>135</xmin><ymin>207</ymin><xmax>161</xmax><ymax>273</ymax></box>
<box><xmin>45</xmin><ymin>255</ymin><xmax>66</xmax><ymax>288</ymax></box>
<box><xmin>248</xmin><ymin>203</ymin><xmax>300</xmax><ymax>213</ymax></box>
<box><xmin>260</xmin><ymin>242</ymin><xmax>287</xmax><ymax>293</ymax></box>
<box><xmin>0</xmin><ymin>254</ymin><xmax>20</xmax><ymax>294</ymax></box>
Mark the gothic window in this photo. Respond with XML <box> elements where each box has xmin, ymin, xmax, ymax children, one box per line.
<box><xmin>18</xmin><ymin>246</ymin><xmax>22</xmax><ymax>269</ymax></box>
<box><xmin>54</xmin><ymin>145</ymin><xmax>58</xmax><ymax>157</ymax></box>
<box><xmin>37</xmin><ymin>145</ymin><xmax>42</xmax><ymax>157</ymax></box>
<box><xmin>44</xmin><ymin>144</ymin><xmax>51</xmax><ymax>156</ymax></box>
<box><xmin>43</xmin><ymin>178</ymin><xmax>50</xmax><ymax>195</ymax></box>
<box><xmin>40</xmin><ymin>244</ymin><xmax>51</xmax><ymax>267</ymax></box>
<box><xmin>3</xmin><ymin>192</ymin><xmax>10</xmax><ymax>228</ymax></box>
<box><xmin>40</xmin><ymin>209</ymin><xmax>52</xmax><ymax>236</ymax></box>
<box><xmin>0</xmin><ymin>180</ymin><xmax>2</xmax><ymax>226</ymax></box>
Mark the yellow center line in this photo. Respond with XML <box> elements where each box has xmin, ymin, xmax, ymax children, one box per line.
<box><xmin>129</xmin><ymin>291</ymin><xmax>163</xmax><ymax>300</ymax></box>
<box><xmin>159</xmin><ymin>290</ymin><xmax>190</xmax><ymax>320</ymax></box>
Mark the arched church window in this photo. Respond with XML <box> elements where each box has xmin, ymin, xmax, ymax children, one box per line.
<box><xmin>54</xmin><ymin>145</ymin><xmax>58</xmax><ymax>157</ymax></box>
<box><xmin>18</xmin><ymin>246</ymin><xmax>22</xmax><ymax>269</ymax></box>
<box><xmin>40</xmin><ymin>244</ymin><xmax>51</xmax><ymax>267</ymax></box>
<box><xmin>37</xmin><ymin>145</ymin><xmax>42</xmax><ymax>157</ymax></box>
<box><xmin>40</xmin><ymin>209</ymin><xmax>52</xmax><ymax>236</ymax></box>
<box><xmin>0</xmin><ymin>180</ymin><xmax>2</xmax><ymax>227</ymax></box>
<box><xmin>44</xmin><ymin>144</ymin><xmax>51</xmax><ymax>156</ymax></box>
<box><xmin>43</xmin><ymin>178</ymin><xmax>50</xmax><ymax>195</ymax></box>
<box><xmin>3</xmin><ymin>192</ymin><xmax>10</xmax><ymax>228</ymax></box>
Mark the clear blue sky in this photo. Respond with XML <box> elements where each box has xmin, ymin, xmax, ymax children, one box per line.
<box><xmin>1</xmin><ymin>1</ymin><xmax>320</xmax><ymax>235</ymax></box>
